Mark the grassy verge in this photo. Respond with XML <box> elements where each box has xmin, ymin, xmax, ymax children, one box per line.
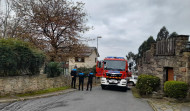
<box><xmin>131</xmin><ymin>87</ymin><xmax>141</xmax><ymax>98</ymax></box>
<box><xmin>0</xmin><ymin>94</ymin><xmax>11</xmax><ymax>99</ymax></box>
<box><xmin>16</xmin><ymin>86</ymin><xmax>70</xmax><ymax>97</ymax></box>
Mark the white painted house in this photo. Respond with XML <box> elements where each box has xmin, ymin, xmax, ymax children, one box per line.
<box><xmin>69</xmin><ymin>47</ymin><xmax>99</xmax><ymax>72</ymax></box>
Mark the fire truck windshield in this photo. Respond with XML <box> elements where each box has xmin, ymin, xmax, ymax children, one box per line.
<box><xmin>104</xmin><ymin>60</ymin><xmax>126</xmax><ymax>71</ymax></box>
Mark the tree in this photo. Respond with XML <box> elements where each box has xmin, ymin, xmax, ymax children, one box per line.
<box><xmin>0</xmin><ymin>38</ymin><xmax>45</xmax><ymax>76</ymax></box>
<box><xmin>126</xmin><ymin>52</ymin><xmax>135</xmax><ymax>60</ymax></box>
<box><xmin>156</xmin><ymin>26</ymin><xmax>169</xmax><ymax>41</ymax></box>
<box><xmin>12</xmin><ymin>0</ymin><xmax>90</xmax><ymax>61</ymax></box>
<box><xmin>168</xmin><ymin>32</ymin><xmax>178</xmax><ymax>39</ymax></box>
<box><xmin>138</xmin><ymin>41</ymin><xmax>147</xmax><ymax>57</ymax></box>
<box><xmin>0</xmin><ymin>0</ymin><xmax>11</xmax><ymax>38</ymax></box>
<box><xmin>0</xmin><ymin>0</ymin><xmax>23</xmax><ymax>38</ymax></box>
<box><xmin>146</xmin><ymin>36</ymin><xmax>155</xmax><ymax>50</ymax></box>
<box><xmin>137</xmin><ymin>36</ymin><xmax>155</xmax><ymax>58</ymax></box>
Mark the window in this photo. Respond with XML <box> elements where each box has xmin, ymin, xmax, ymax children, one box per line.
<box><xmin>134</xmin><ymin>77</ymin><xmax>138</xmax><ymax>79</ymax></box>
<box><xmin>95</xmin><ymin>58</ymin><xmax>97</xmax><ymax>63</ymax></box>
<box><xmin>75</xmin><ymin>57</ymin><xmax>85</xmax><ymax>62</ymax></box>
<box><xmin>98</xmin><ymin>61</ymin><xmax>102</xmax><ymax>68</ymax></box>
<box><xmin>104</xmin><ymin>60</ymin><xmax>126</xmax><ymax>71</ymax></box>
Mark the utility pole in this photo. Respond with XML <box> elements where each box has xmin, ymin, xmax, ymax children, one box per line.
<box><xmin>97</xmin><ymin>36</ymin><xmax>102</xmax><ymax>58</ymax></box>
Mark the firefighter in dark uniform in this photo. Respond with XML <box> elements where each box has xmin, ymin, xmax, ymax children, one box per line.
<box><xmin>78</xmin><ymin>72</ymin><xmax>85</xmax><ymax>91</ymax></box>
<box><xmin>71</xmin><ymin>69</ymin><xmax>77</xmax><ymax>89</ymax></box>
<box><xmin>86</xmin><ymin>72</ymin><xmax>94</xmax><ymax>91</ymax></box>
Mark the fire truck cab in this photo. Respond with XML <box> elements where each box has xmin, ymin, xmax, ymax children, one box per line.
<box><xmin>96</xmin><ymin>56</ymin><xmax>130</xmax><ymax>91</ymax></box>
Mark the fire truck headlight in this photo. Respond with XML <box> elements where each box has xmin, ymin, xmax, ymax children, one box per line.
<box><xmin>101</xmin><ymin>77</ymin><xmax>106</xmax><ymax>81</ymax></box>
<box><xmin>121</xmin><ymin>79</ymin><xmax>127</xmax><ymax>83</ymax></box>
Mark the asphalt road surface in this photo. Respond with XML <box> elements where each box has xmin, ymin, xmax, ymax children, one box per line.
<box><xmin>0</xmin><ymin>86</ymin><xmax>153</xmax><ymax>111</ymax></box>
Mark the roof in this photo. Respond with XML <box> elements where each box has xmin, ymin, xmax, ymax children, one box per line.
<box><xmin>79</xmin><ymin>47</ymin><xmax>99</xmax><ymax>57</ymax></box>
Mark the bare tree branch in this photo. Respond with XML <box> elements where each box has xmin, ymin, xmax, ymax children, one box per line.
<box><xmin>11</xmin><ymin>0</ymin><xmax>90</xmax><ymax>61</ymax></box>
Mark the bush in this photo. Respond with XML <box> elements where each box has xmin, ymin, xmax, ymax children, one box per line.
<box><xmin>164</xmin><ymin>81</ymin><xmax>188</xmax><ymax>99</ymax></box>
<box><xmin>46</xmin><ymin>62</ymin><xmax>63</xmax><ymax>78</ymax></box>
<box><xmin>77</xmin><ymin>67</ymin><xmax>89</xmax><ymax>76</ymax></box>
<box><xmin>136</xmin><ymin>74</ymin><xmax>160</xmax><ymax>95</ymax></box>
<box><xmin>0</xmin><ymin>38</ymin><xmax>45</xmax><ymax>76</ymax></box>
<box><xmin>92</xmin><ymin>65</ymin><xmax>96</xmax><ymax>74</ymax></box>
<box><xmin>77</xmin><ymin>66</ymin><xmax>96</xmax><ymax>76</ymax></box>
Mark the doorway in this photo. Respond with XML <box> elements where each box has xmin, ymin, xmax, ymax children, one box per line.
<box><xmin>165</xmin><ymin>67</ymin><xmax>174</xmax><ymax>81</ymax></box>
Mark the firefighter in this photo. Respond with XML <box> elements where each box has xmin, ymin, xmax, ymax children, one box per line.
<box><xmin>86</xmin><ymin>72</ymin><xmax>94</xmax><ymax>91</ymax></box>
<box><xmin>71</xmin><ymin>69</ymin><xmax>77</xmax><ymax>89</ymax></box>
<box><xmin>78</xmin><ymin>72</ymin><xmax>85</xmax><ymax>91</ymax></box>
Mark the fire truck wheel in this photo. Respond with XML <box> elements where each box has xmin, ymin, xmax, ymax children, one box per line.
<box><xmin>127</xmin><ymin>82</ymin><xmax>134</xmax><ymax>89</ymax></box>
<box><xmin>123</xmin><ymin>87</ymin><xmax>127</xmax><ymax>92</ymax></box>
<box><xmin>101</xmin><ymin>85</ymin><xmax>106</xmax><ymax>90</ymax></box>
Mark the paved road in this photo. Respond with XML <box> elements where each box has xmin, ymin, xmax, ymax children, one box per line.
<box><xmin>0</xmin><ymin>86</ymin><xmax>153</xmax><ymax>111</ymax></box>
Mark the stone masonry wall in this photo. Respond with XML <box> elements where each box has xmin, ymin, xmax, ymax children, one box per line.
<box><xmin>0</xmin><ymin>74</ymin><xmax>71</xmax><ymax>96</ymax></box>
<box><xmin>138</xmin><ymin>35</ymin><xmax>190</xmax><ymax>95</ymax></box>
<box><xmin>0</xmin><ymin>74</ymin><xmax>99</xmax><ymax>96</ymax></box>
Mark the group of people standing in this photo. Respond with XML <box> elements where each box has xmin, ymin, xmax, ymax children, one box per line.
<box><xmin>70</xmin><ymin>68</ymin><xmax>94</xmax><ymax>91</ymax></box>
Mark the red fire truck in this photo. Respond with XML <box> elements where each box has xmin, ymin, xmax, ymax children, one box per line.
<box><xmin>96</xmin><ymin>56</ymin><xmax>131</xmax><ymax>91</ymax></box>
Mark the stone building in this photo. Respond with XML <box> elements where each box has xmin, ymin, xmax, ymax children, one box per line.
<box><xmin>138</xmin><ymin>35</ymin><xmax>190</xmax><ymax>90</ymax></box>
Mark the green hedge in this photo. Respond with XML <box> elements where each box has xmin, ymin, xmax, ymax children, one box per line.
<box><xmin>136</xmin><ymin>74</ymin><xmax>160</xmax><ymax>95</ymax></box>
<box><xmin>0</xmin><ymin>39</ymin><xmax>45</xmax><ymax>76</ymax></box>
<box><xmin>164</xmin><ymin>81</ymin><xmax>188</xmax><ymax>99</ymax></box>
<box><xmin>77</xmin><ymin>65</ymin><xmax>96</xmax><ymax>76</ymax></box>
<box><xmin>46</xmin><ymin>62</ymin><xmax>63</xmax><ymax>78</ymax></box>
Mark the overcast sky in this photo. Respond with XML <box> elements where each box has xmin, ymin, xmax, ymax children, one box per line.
<box><xmin>74</xmin><ymin>0</ymin><xmax>190</xmax><ymax>60</ymax></box>
<box><xmin>1</xmin><ymin>0</ymin><xmax>190</xmax><ymax>60</ymax></box>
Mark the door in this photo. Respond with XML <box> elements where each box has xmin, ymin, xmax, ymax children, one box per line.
<box><xmin>167</xmin><ymin>68</ymin><xmax>174</xmax><ymax>81</ymax></box>
<box><xmin>96</xmin><ymin>61</ymin><xmax>103</xmax><ymax>77</ymax></box>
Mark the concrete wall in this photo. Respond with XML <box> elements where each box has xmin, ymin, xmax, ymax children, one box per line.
<box><xmin>0</xmin><ymin>74</ymin><xmax>71</xmax><ymax>96</ymax></box>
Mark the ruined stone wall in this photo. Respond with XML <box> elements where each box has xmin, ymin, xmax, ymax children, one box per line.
<box><xmin>138</xmin><ymin>35</ymin><xmax>190</xmax><ymax>91</ymax></box>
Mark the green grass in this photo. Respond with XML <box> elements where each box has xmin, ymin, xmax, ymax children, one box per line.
<box><xmin>131</xmin><ymin>87</ymin><xmax>141</xmax><ymax>98</ymax></box>
<box><xmin>0</xmin><ymin>94</ymin><xmax>12</xmax><ymax>99</ymax></box>
<box><xmin>16</xmin><ymin>86</ymin><xmax>70</xmax><ymax>97</ymax></box>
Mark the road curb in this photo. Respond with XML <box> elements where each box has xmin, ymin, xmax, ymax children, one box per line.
<box><xmin>0</xmin><ymin>89</ymin><xmax>77</xmax><ymax>103</ymax></box>
<box><xmin>147</xmin><ymin>100</ymin><xmax>157</xmax><ymax>111</ymax></box>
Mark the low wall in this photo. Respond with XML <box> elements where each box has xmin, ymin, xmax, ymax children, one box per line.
<box><xmin>0</xmin><ymin>74</ymin><xmax>71</xmax><ymax>96</ymax></box>
<box><xmin>0</xmin><ymin>74</ymin><xmax>100</xmax><ymax>96</ymax></box>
